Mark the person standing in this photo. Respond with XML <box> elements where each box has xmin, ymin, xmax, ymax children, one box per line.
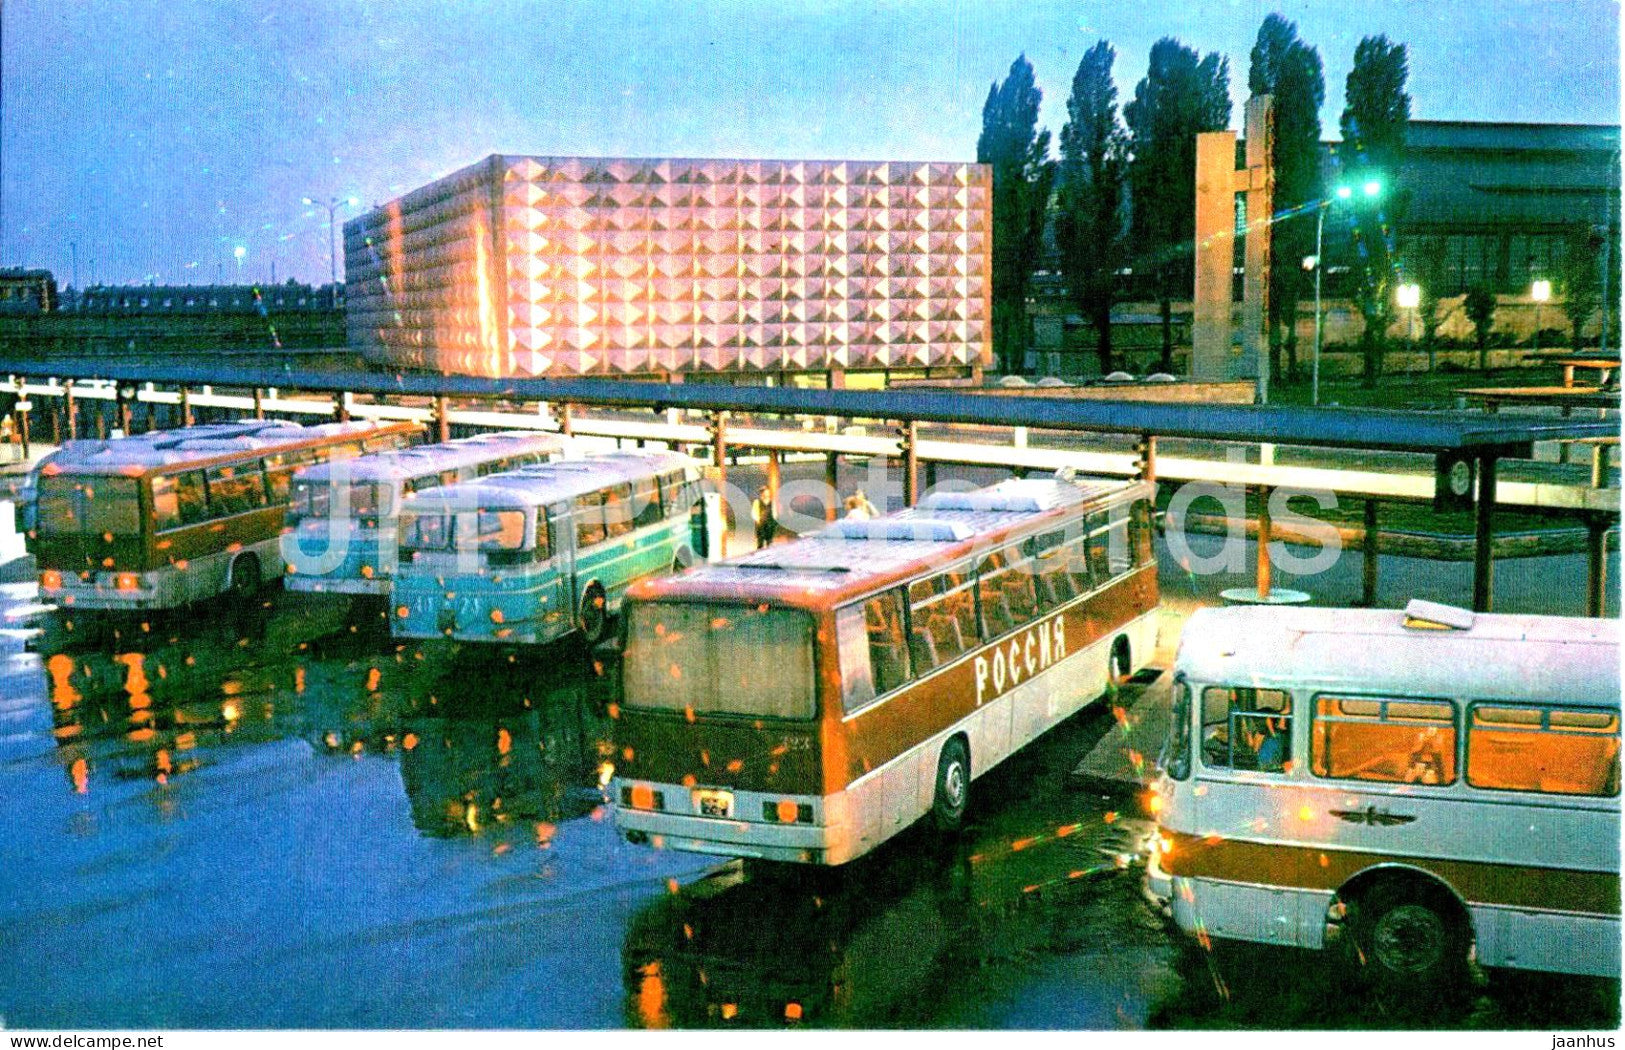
<box><xmin>752</xmin><ymin>486</ymin><xmax>778</xmax><ymax>549</ymax></box>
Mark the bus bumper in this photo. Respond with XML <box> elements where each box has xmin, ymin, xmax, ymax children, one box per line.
<box><xmin>614</xmin><ymin>792</ymin><xmax>847</xmax><ymax>865</ymax></box>
<box><xmin>40</xmin><ymin>569</ymin><xmax>176</xmax><ymax>611</ymax></box>
<box><xmin>286</xmin><ymin>575</ymin><xmax>391</xmax><ymax>597</ymax></box>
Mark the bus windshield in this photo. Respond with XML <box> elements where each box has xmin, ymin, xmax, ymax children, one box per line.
<box><xmin>37</xmin><ymin>475</ymin><xmax>141</xmax><ymax>535</ymax></box>
<box><xmin>290</xmin><ymin>480</ymin><xmax>392</xmax><ymax>522</ymax></box>
<box><xmin>624</xmin><ymin>602</ymin><xmax>816</xmax><ymax>720</ymax></box>
<box><xmin>400</xmin><ymin>509</ymin><xmax>527</xmax><ymax>553</ymax></box>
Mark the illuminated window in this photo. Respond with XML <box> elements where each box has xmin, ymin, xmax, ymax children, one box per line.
<box><xmin>1466</xmin><ymin>704</ymin><xmax>1620</xmax><ymax>797</ymax></box>
<box><xmin>1312</xmin><ymin>695</ymin><xmax>1457</xmax><ymax>785</ymax></box>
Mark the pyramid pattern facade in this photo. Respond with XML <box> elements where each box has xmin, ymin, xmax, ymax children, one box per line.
<box><xmin>345</xmin><ymin>155</ymin><xmax>993</xmax><ymax>377</ymax></box>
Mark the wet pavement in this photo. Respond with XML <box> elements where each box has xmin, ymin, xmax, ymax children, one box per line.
<box><xmin>0</xmin><ymin>538</ymin><xmax>1618</xmax><ymax>1028</ymax></box>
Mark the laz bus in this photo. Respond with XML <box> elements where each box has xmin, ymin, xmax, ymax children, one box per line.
<box><xmin>393</xmin><ymin>450</ymin><xmax>705</xmax><ymax>646</ymax></box>
<box><xmin>1145</xmin><ymin>600</ymin><xmax>1619</xmax><ymax>990</ymax></box>
<box><xmin>281</xmin><ymin>431</ymin><xmax>570</xmax><ymax>597</ymax></box>
<box><xmin>36</xmin><ymin>419</ymin><xmax>420</xmax><ymax>612</ymax></box>
<box><xmin>612</xmin><ymin>473</ymin><xmax>1159</xmax><ymax>866</ymax></box>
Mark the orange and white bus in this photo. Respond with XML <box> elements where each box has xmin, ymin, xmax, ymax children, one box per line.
<box><xmin>1145</xmin><ymin>600</ymin><xmax>1620</xmax><ymax>990</ymax></box>
<box><xmin>35</xmin><ymin>418</ymin><xmax>420</xmax><ymax>612</ymax></box>
<box><xmin>612</xmin><ymin>473</ymin><xmax>1159</xmax><ymax>866</ymax></box>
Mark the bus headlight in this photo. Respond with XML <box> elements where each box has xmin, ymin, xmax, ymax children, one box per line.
<box><xmin>41</xmin><ymin>570</ymin><xmax>61</xmax><ymax>590</ymax></box>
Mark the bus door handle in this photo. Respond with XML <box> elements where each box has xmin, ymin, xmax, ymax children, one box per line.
<box><xmin>1328</xmin><ymin>806</ymin><xmax>1416</xmax><ymax>827</ymax></box>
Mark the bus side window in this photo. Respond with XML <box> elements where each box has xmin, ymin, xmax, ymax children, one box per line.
<box><xmin>835</xmin><ymin>604</ymin><xmax>878</xmax><ymax>714</ymax></box>
<box><xmin>263</xmin><ymin>454</ymin><xmax>299</xmax><ymax>504</ymax></box>
<box><xmin>1202</xmin><ymin>686</ymin><xmax>1293</xmax><ymax>773</ymax></box>
<box><xmin>657</xmin><ymin>471</ymin><xmax>681</xmax><ymax>517</ymax></box>
<box><xmin>206</xmin><ymin>463</ymin><xmax>268</xmax><ymax>517</ymax></box>
<box><xmin>1467</xmin><ymin>704</ymin><xmax>1621</xmax><ymax>796</ymax></box>
<box><xmin>171</xmin><ymin>470</ymin><xmax>208</xmax><ymax>525</ymax></box>
<box><xmin>861</xmin><ymin>589</ymin><xmax>910</xmax><ymax>696</ymax></box>
<box><xmin>1106</xmin><ymin>503</ymin><xmax>1133</xmax><ymax>575</ymax></box>
<box><xmin>603</xmin><ymin>484</ymin><xmax>634</xmax><ymax>538</ymax></box>
<box><xmin>1085</xmin><ymin>512</ymin><xmax>1111</xmax><ymax>581</ymax></box>
<box><xmin>1131</xmin><ymin>498</ymin><xmax>1154</xmax><ymax>567</ymax></box>
<box><xmin>1029</xmin><ymin>531</ymin><xmax>1077</xmax><ymax>611</ymax></box>
<box><xmin>1311</xmin><ymin>696</ymin><xmax>1457</xmax><ymax>785</ymax></box>
<box><xmin>575</xmin><ymin>491</ymin><xmax>607</xmax><ymax>548</ymax></box>
<box><xmin>632</xmin><ymin>478</ymin><xmax>662</xmax><ymax>529</ymax></box>
<box><xmin>977</xmin><ymin>544</ymin><xmax>1037</xmax><ymax>637</ymax></box>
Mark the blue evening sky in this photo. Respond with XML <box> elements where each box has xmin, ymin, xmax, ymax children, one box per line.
<box><xmin>10</xmin><ymin>0</ymin><xmax>1619</xmax><ymax>286</ymax></box>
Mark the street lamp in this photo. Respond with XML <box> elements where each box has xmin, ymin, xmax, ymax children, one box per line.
<box><xmin>303</xmin><ymin>195</ymin><xmax>361</xmax><ymax>290</ymax></box>
<box><xmin>1312</xmin><ymin>178</ymin><xmax>1383</xmax><ymax>405</ymax></box>
<box><xmin>1396</xmin><ymin>281</ymin><xmax>1422</xmax><ymax>355</ymax></box>
<box><xmin>1531</xmin><ymin>277</ymin><xmax>1552</xmax><ymax>354</ymax></box>
<box><xmin>233</xmin><ymin>245</ymin><xmax>247</xmax><ymax>281</ymax></box>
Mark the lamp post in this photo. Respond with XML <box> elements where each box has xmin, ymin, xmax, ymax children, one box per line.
<box><xmin>233</xmin><ymin>245</ymin><xmax>246</xmax><ymax>281</ymax></box>
<box><xmin>1531</xmin><ymin>278</ymin><xmax>1552</xmax><ymax>354</ymax></box>
<box><xmin>303</xmin><ymin>195</ymin><xmax>361</xmax><ymax>291</ymax></box>
<box><xmin>1311</xmin><ymin>179</ymin><xmax>1383</xmax><ymax>406</ymax></box>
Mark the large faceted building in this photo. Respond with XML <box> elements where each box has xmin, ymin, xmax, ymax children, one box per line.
<box><xmin>345</xmin><ymin>155</ymin><xmax>993</xmax><ymax>380</ymax></box>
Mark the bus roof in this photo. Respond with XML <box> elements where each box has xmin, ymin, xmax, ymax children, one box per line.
<box><xmin>630</xmin><ymin>475</ymin><xmax>1148</xmax><ymax>611</ymax></box>
<box><xmin>292</xmin><ymin>431</ymin><xmax>570</xmax><ymax>485</ymax></box>
<box><xmin>398</xmin><ymin>449</ymin><xmax>697</xmax><ymax>512</ymax></box>
<box><xmin>1176</xmin><ymin>604</ymin><xmax>1619</xmax><ymax>706</ymax></box>
<box><xmin>42</xmin><ymin>419</ymin><xmax>409</xmax><ymax>476</ymax></box>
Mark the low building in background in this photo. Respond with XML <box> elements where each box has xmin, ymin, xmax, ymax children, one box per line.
<box><xmin>345</xmin><ymin>155</ymin><xmax>993</xmax><ymax>383</ymax></box>
<box><xmin>0</xmin><ymin>269</ymin><xmax>59</xmax><ymax>315</ymax></box>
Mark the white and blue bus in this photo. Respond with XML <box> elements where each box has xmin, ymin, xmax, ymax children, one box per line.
<box><xmin>392</xmin><ymin>450</ymin><xmax>706</xmax><ymax>646</ymax></box>
<box><xmin>281</xmin><ymin>431</ymin><xmax>570</xmax><ymax>597</ymax></box>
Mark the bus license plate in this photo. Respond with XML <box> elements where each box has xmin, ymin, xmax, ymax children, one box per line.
<box><xmin>694</xmin><ymin>789</ymin><xmax>733</xmax><ymax>818</ymax></box>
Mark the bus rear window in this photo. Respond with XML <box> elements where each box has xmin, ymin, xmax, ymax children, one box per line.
<box><xmin>38</xmin><ymin>475</ymin><xmax>141</xmax><ymax>535</ymax></box>
<box><xmin>624</xmin><ymin>603</ymin><xmax>815</xmax><ymax>720</ymax></box>
<box><xmin>1467</xmin><ymin>704</ymin><xmax>1621</xmax><ymax>797</ymax></box>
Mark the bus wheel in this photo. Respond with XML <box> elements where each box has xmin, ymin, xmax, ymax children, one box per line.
<box><xmin>1107</xmin><ymin>637</ymin><xmax>1131</xmax><ymax>690</ymax></box>
<box><xmin>579</xmin><ymin>583</ymin><xmax>609</xmax><ymax>644</ymax></box>
<box><xmin>227</xmin><ymin>555</ymin><xmax>261</xmax><ymax>604</ymax></box>
<box><xmin>1352</xmin><ymin>881</ymin><xmax>1469</xmax><ymax>996</ymax></box>
<box><xmin>931</xmin><ymin>737</ymin><xmax>970</xmax><ymax>832</ymax></box>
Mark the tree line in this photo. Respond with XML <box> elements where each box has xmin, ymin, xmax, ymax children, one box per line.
<box><xmin>977</xmin><ymin>14</ymin><xmax>1582</xmax><ymax>386</ymax></box>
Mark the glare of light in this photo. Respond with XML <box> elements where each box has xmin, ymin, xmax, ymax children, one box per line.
<box><xmin>1531</xmin><ymin>279</ymin><xmax>1552</xmax><ymax>302</ymax></box>
<box><xmin>1302</xmin><ymin>254</ymin><xmax>1318</xmax><ymax>272</ymax></box>
<box><xmin>1335</xmin><ymin>185</ymin><xmax>1353</xmax><ymax>201</ymax></box>
<box><xmin>1363</xmin><ymin>179</ymin><xmax>1382</xmax><ymax>197</ymax></box>
<box><xmin>233</xmin><ymin>245</ymin><xmax>246</xmax><ymax>261</ymax></box>
<box><xmin>1396</xmin><ymin>283</ymin><xmax>1421</xmax><ymax>309</ymax></box>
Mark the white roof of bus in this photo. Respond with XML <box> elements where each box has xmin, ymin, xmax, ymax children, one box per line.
<box><xmin>43</xmin><ymin>419</ymin><xmax>400</xmax><ymax>474</ymax></box>
<box><xmin>1177</xmin><ymin>604</ymin><xmax>1620</xmax><ymax>706</ymax></box>
<box><xmin>398</xmin><ymin>449</ymin><xmax>698</xmax><ymax>512</ymax></box>
<box><xmin>291</xmin><ymin>431</ymin><xmax>570</xmax><ymax>485</ymax></box>
<box><xmin>662</xmin><ymin>475</ymin><xmax>1141</xmax><ymax>599</ymax></box>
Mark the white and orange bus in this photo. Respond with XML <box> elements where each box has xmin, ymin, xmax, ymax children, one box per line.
<box><xmin>1145</xmin><ymin>600</ymin><xmax>1620</xmax><ymax>990</ymax></box>
<box><xmin>611</xmin><ymin>473</ymin><xmax>1159</xmax><ymax>866</ymax></box>
<box><xmin>35</xmin><ymin>419</ymin><xmax>420</xmax><ymax>612</ymax></box>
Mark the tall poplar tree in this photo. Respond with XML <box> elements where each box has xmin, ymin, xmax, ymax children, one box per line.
<box><xmin>1125</xmin><ymin>38</ymin><xmax>1231</xmax><ymax>371</ymax></box>
<box><xmin>977</xmin><ymin>56</ymin><xmax>1056</xmax><ymax>375</ymax></box>
<box><xmin>1057</xmin><ymin>40</ymin><xmax>1129</xmax><ymax>373</ymax></box>
<box><xmin>1339</xmin><ymin>34</ymin><xmax>1410</xmax><ymax>388</ymax></box>
<box><xmin>1249</xmin><ymin>13</ymin><xmax>1325</xmax><ymax>381</ymax></box>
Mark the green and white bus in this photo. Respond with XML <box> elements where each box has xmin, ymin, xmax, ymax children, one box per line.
<box><xmin>392</xmin><ymin>450</ymin><xmax>706</xmax><ymax>646</ymax></box>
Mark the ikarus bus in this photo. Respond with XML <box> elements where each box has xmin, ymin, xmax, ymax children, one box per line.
<box><xmin>35</xmin><ymin>418</ymin><xmax>420</xmax><ymax>612</ymax></box>
<box><xmin>281</xmin><ymin>431</ymin><xmax>570</xmax><ymax>597</ymax></box>
<box><xmin>392</xmin><ymin>450</ymin><xmax>706</xmax><ymax>646</ymax></box>
<box><xmin>1146</xmin><ymin>599</ymin><xmax>1620</xmax><ymax>990</ymax></box>
<box><xmin>612</xmin><ymin>473</ymin><xmax>1160</xmax><ymax>866</ymax></box>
